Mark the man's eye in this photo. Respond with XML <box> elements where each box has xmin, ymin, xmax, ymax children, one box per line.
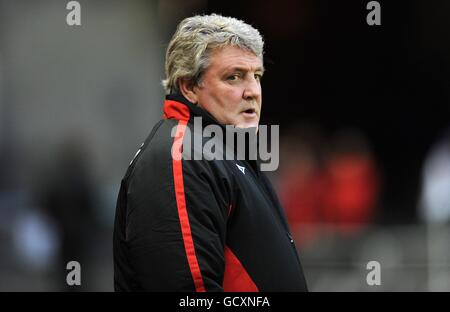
<box><xmin>227</xmin><ymin>74</ymin><xmax>240</xmax><ymax>81</ymax></box>
<box><xmin>255</xmin><ymin>74</ymin><xmax>263</xmax><ymax>81</ymax></box>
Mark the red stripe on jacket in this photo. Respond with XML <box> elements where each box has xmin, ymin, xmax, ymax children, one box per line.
<box><xmin>223</xmin><ymin>246</ymin><xmax>259</xmax><ymax>292</ymax></box>
<box><xmin>171</xmin><ymin>109</ymin><xmax>206</xmax><ymax>292</ymax></box>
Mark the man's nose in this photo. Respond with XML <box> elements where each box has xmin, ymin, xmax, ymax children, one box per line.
<box><xmin>243</xmin><ymin>76</ymin><xmax>261</xmax><ymax>101</ymax></box>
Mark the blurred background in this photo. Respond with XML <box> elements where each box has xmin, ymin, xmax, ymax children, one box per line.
<box><xmin>0</xmin><ymin>0</ymin><xmax>449</xmax><ymax>291</ymax></box>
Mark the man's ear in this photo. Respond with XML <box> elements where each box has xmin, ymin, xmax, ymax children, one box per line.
<box><xmin>179</xmin><ymin>78</ymin><xmax>198</xmax><ymax>104</ymax></box>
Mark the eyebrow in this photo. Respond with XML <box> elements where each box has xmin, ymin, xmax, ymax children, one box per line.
<box><xmin>226</xmin><ymin>66</ymin><xmax>265</xmax><ymax>74</ymax></box>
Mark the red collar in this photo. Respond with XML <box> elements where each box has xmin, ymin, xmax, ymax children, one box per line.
<box><xmin>162</xmin><ymin>99</ymin><xmax>190</xmax><ymax>121</ymax></box>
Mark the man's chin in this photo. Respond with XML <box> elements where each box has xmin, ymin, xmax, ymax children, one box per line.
<box><xmin>234</xmin><ymin>122</ymin><xmax>259</xmax><ymax>133</ymax></box>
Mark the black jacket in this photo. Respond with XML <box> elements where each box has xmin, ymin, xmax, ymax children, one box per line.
<box><xmin>113</xmin><ymin>94</ymin><xmax>308</xmax><ymax>291</ymax></box>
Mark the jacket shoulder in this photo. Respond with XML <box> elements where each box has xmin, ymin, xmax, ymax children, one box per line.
<box><xmin>124</xmin><ymin>118</ymin><xmax>178</xmax><ymax>183</ymax></box>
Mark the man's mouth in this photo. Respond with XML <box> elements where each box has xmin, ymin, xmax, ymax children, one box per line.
<box><xmin>241</xmin><ymin>108</ymin><xmax>257</xmax><ymax>117</ymax></box>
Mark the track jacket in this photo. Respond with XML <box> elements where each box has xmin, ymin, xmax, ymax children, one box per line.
<box><xmin>113</xmin><ymin>94</ymin><xmax>308</xmax><ymax>292</ymax></box>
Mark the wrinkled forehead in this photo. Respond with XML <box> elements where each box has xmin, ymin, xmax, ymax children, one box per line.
<box><xmin>207</xmin><ymin>45</ymin><xmax>264</xmax><ymax>73</ymax></box>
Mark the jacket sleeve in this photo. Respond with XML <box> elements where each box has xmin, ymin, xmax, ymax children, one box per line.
<box><xmin>125</xmin><ymin>146</ymin><xmax>233</xmax><ymax>291</ymax></box>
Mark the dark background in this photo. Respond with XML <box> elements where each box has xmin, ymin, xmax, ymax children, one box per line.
<box><xmin>0</xmin><ymin>0</ymin><xmax>449</xmax><ymax>291</ymax></box>
<box><xmin>208</xmin><ymin>0</ymin><xmax>450</xmax><ymax>224</ymax></box>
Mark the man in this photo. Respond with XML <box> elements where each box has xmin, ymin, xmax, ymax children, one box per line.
<box><xmin>113</xmin><ymin>14</ymin><xmax>308</xmax><ymax>291</ymax></box>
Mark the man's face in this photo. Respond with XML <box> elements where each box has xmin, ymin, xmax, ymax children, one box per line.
<box><xmin>193</xmin><ymin>46</ymin><xmax>263</xmax><ymax>128</ymax></box>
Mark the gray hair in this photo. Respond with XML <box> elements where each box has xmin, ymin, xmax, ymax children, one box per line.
<box><xmin>162</xmin><ymin>13</ymin><xmax>264</xmax><ymax>94</ymax></box>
